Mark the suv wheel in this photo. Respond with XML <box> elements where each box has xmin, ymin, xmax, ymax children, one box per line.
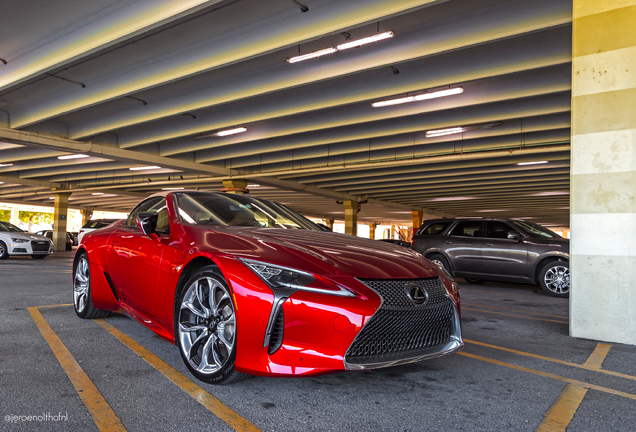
<box><xmin>464</xmin><ymin>278</ymin><xmax>486</xmax><ymax>285</ymax></box>
<box><xmin>539</xmin><ymin>261</ymin><xmax>569</xmax><ymax>298</ymax></box>
<box><xmin>428</xmin><ymin>253</ymin><xmax>451</xmax><ymax>274</ymax></box>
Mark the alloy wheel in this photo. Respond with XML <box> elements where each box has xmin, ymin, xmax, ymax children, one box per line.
<box><xmin>74</xmin><ymin>256</ymin><xmax>90</xmax><ymax>312</ymax></box>
<box><xmin>178</xmin><ymin>277</ymin><xmax>236</xmax><ymax>374</ymax></box>
<box><xmin>544</xmin><ymin>265</ymin><xmax>570</xmax><ymax>294</ymax></box>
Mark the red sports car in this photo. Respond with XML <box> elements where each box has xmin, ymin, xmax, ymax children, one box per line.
<box><xmin>73</xmin><ymin>191</ymin><xmax>463</xmax><ymax>384</ymax></box>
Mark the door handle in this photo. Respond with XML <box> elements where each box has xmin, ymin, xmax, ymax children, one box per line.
<box><xmin>484</xmin><ymin>243</ymin><xmax>494</xmax><ymax>247</ymax></box>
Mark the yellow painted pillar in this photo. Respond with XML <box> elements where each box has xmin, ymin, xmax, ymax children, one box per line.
<box><xmin>343</xmin><ymin>201</ymin><xmax>358</xmax><ymax>236</ymax></box>
<box><xmin>222</xmin><ymin>178</ymin><xmax>249</xmax><ymax>194</ymax></box>
<box><xmin>53</xmin><ymin>192</ymin><xmax>71</xmax><ymax>252</ymax></box>
<box><xmin>325</xmin><ymin>219</ymin><xmax>334</xmax><ymax>230</ymax></box>
<box><xmin>368</xmin><ymin>223</ymin><xmax>378</xmax><ymax>240</ymax></box>
<box><xmin>412</xmin><ymin>210</ymin><xmax>423</xmax><ymax>231</ymax></box>
<box><xmin>81</xmin><ymin>208</ymin><xmax>93</xmax><ymax>226</ymax></box>
<box><xmin>570</xmin><ymin>0</ymin><xmax>636</xmax><ymax>345</ymax></box>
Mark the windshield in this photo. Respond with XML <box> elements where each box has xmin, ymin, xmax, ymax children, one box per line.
<box><xmin>510</xmin><ymin>220</ymin><xmax>563</xmax><ymax>240</ymax></box>
<box><xmin>174</xmin><ymin>192</ymin><xmax>321</xmax><ymax>230</ymax></box>
<box><xmin>0</xmin><ymin>222</ymin><xmax>24</xmax><ymax>233</ymax></box>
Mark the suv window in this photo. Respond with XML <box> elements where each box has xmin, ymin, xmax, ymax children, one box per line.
<box><xmin>125</xmin><ymin>197</ymin><xmax>165</xmax><ymax>228</ymax></box>
<box><xmin>450</xmin><ymin>221</ymin><xmax>482</xmax><ymax>237</ymax></box>
<box><xmin>419</xmin><ymin>222</ymin><xmax>452</xmax><ymax>235</ymax></box>
<box><xmin>486</xmin><ymin>221</ymin><xmax>518</xmax><ymax>239</ymax></box>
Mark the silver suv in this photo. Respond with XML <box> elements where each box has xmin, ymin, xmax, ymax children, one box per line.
<box><xmin>411</xmin><ymin>218</ymin><xmax>569</xmax><ymax>297</ymax></box>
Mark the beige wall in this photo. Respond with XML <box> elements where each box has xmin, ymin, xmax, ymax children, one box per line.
<box><xmin>570</xmin><ymin>0</ymin><xmax>636</xmax><ymax>344</ymax></box>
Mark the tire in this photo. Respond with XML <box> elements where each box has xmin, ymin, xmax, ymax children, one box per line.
<box><xmin>538</xmin><ymin>261</ymin><xmax>570</xmax><ymax>298</ymax></box>
<box><xmin>32</xmin><ymin>255</ymin><xmax>47</xmax><ymax>259</ymax></box>
<box><xmin>0</xmin><ymin>241</ymin><xmax>8</xmax><ymax>259</ymax></box>
<box><xmin>464</xmin><ymin>278</ymin><xmax>486</xmax><ymax>285</ymax></box>
<box><xmin>428</xmin><ymin>253</ymin><xmax>452</xmax><ymax>274</ymax></box>
<box><xmin>73</xmin><ymin>252</ymin><xmax>112</xmax><ymax>319</ymax></box>
<box><xmin>175</xmin><ymin>265</ymin><xmax>246</xmax><ymax>385</ymax></box>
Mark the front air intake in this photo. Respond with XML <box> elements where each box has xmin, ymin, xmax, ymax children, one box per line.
<box><xmin>267</xmin><ymin>308</ymin><xmax>284</xmax><ymax>355</ymax></box>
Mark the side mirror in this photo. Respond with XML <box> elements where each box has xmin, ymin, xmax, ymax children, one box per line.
<box><xmin>137</xmin><ymin>212</ymin><xmax>158</xmax><ymax>236</ymax></box>
<box><xmin>507</xmin><ymin>231</ymin><xmax>521</xmax><ymax>241</ymax></box>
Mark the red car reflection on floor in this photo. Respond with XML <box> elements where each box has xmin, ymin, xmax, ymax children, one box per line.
<box><xmin>73</xmin><ymin>191</ymin><xmax>462</xmax><ymax>384</ymax></box>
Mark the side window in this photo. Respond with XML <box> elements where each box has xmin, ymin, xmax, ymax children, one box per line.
<box><xmin>125</xmin><ymin>197</ymin><xmax>164</xmax><ymax>228</ymax></box>
<box><xmin>420</xmin><ymin>222</ymin><xmax>452</xmax><ymax>235</ymax></box>
<box><xmin>486</xmin><ymin>221</ymin><xmax>517</xmax><ymax>239</ymax></box>
<box><xmin>450</xmin><ymin>221</ymin><xmax>483</xmax><ymax>237</ymax></box>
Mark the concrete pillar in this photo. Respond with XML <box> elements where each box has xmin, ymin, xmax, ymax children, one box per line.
<box><xmin>52</xmin><ymin>193</ymin><xmax>71</xmax><ymax>252</ymax></box>
<box><xmin>222</xmin><ymin>178</ymin><xmax>249</xmax><ymax>194</ymax></box>
<box><xmin>368</xmin><ymin>223</ymin><xmax>378</xmax><ymax>240</ymax></box>
<box><xmin>10</xmin><ymin>206</ymin><xmax>19</xmax><ymax>226</ymax></box>
<box><xmin>325</xmin><ymin>219</ymin><xmax>334</xmax><ymax>230</ymax></box>
<box><xmin>343</xmin><ymin>201</ymin><xmax>358</xmax><ymax>236</ymax></box>
<box><xmin>412</xmin><ymin>210</ymin><xmax>423</xmax><ymax>231</ymax></box>
<box><xmin>570</xmin><ymin>0</ymin><xmax>636</xmax><ymax>345</ymax></box>
<box><xmin>81</xmin><ymin>208</ymin><xmax>93</xmax><ymax>226</ymax></box>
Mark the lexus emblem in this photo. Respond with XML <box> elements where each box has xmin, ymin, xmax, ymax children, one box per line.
<box><xmin>406</xmin><ymin>284</ymin><xmax>428</xmax><ymax>305</ymax></box>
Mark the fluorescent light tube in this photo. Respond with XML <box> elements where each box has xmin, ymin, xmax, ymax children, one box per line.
<box><xmin>517</xmin><ymin>161</ymin><xmax>548</xmax><ymax>166</ymax></box>
<box><xmin>91</xmin><ymin>193</ymin><xmax>104</xmax><ymax>195</ymax></box>
<box><xmin>337</xmin><ymin>31</ymin><xmax>394</xmax><ymax>50</ymax></box>
<box><xmin>425</xmin><ymin>127</ymin><xmax>465</xmax><ymax>138</ymax></box>
<box><xmin>287</xmin><ymin>47</ymin><xmax>337</xmax><ymax>63</ymax></box>
<box><xmin>216</xmin><ymin>127</ymin><xmax>247</xmax><ymax>137</ymax></box>
<box><xmin>129</xmin><ymin>166</ymin><xmax>161</xmax><ymax>171</ymax></box>
<box><xmin>428</xmin><ymin>196</ymin><xmax>476</xmax><ymax>202</ymax></box>
<box><xmin>58</xmin><ymin>154</ymin><xmax>89</xmax><ymax>160</ymax></box>
<box><xmin>162</xmin><ymin>187</ymin><xmax>184</xmax><ymax>190</ymax></box>
<box><xmin>0</xmin><ymin>163</ymin><xmax>14</xmax><ymax>167</ymax></box>
<box><xmin>373</xmin><ymin>87</ymin><xmax>463</xmax><ymax>108</ymax></box>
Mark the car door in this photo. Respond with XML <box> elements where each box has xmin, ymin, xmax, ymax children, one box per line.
<box><xmin>481</xmin><ymin>221</ymin><xmax>528</xmax><ymax>276</ymax></box>
<box><xmin>107</xmin><ymin>197</ymin><xmax>167</xmax><ymax>316</ymax></box>
<box><xmin>444</xmin><ymin>220</ymin><xmax>483</xmax><ymax>273</ymax></box>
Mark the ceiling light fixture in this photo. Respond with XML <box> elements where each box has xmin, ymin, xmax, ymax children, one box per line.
<box><xmin>372</xmin><ymin>87</ymin><xmax>463</xmax><ymax>108</ymax></box>
<box><xmin>58</xmin><ymin>154</ymin><xmax>89</xmax><ymax>160</ymax></box>
<box><xmin>336</xmin><ymin>30</ymin><xmax>394</xmax><ymax>50</ymax></box>
<box><xmin>287</xmin><ymin>30</ymin><xmax>394</xmax><ymax>64</ymax></box>
<box><xmin>0</xmin><ymin>182</ymin><xmax>4</xmax><ymax>185</ymax></box>
<box><xmin>287</xmin><ymin>47</ymin><xmax>337</xmax><ymax>63</ymax></box>
<box><xmin>425</xmin><ymin>122</ymin><xmax>503</xmax><ymax>138</ymax></box>
<box><xmin>91</xmin><ymin>192</ymin><xmax>104</xmax><ymax>195</ymax></box>
<box><xmin>162</xmin><ymin>187</ymin><xmax>184</xmax><ymax>190</ymax></box>
<box><xmin>475</xmin><ymin>209</ymin><xmax>509</xmax><ymax>212</ymax></box>
<box><xmin>0</xmin><ymin>163</ymin><xmax>14</xmax><ymax>167</ymax></box>
<box><xmin>428</xmin><ymin>196</ymin><xmax>476</xmax><ymax>202</ymax></box>
<box><xmin>129</xmin><ymin>166</ymin><xmax>161</xmax><ymax>171</ymax></box>
<box><xmin>216</xmin><ymin>127</ymin><xmax>247</xmax><ymax>137</ymax></box>
<box><xmin>247</xmin><ymin>184</ymin><xmax>260</xmax><ymax>188</ymax></box>
<box><xmin>530</xmin><ymin>191</ymin><xmax>569</xmax><ymax>196</ymax></box>
<box><xmin>517</xmin><ymin>160</ymin><xmax>548</xmax><ymax>165</ymax></box>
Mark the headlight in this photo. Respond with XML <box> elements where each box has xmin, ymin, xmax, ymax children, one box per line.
<box><xmin>240</xmin><ymin>258</ymin><xmax>354</xmax><ymax>297</ymax></box>
<box><xmin>11</xmin><ymin>238</ymin><xmax>27</xmax><ymax>243</ymax></box>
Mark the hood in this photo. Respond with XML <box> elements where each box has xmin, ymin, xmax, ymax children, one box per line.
<box><xmin>207</xmin><ymin>226</ymin><xmax>441</xmax><ymax>279</ymax></box>
<box><xmin>4</xmin><ymin>231</ymin><xmax>51</xmax><ymax>242</ymax></box>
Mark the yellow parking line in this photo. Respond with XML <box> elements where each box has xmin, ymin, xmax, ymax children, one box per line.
<box><xmin>37</xmin><ymin>303</ymin><xmax>74</xmax><ymax>308</ymax></box>
<box><xmin>464</xmin><ymin>339</ymin><xmax>636</xmax><ymax>382</ymax></box>
<box><xmin>583</xmin><ymin>343</ymin><xmax>612</xmax><ymax>369</ymax></box>
<box><xmin>95</xmin><ymin>319</ymin><xmax>261</xmax><ymax>432</ymax></box>
<box><xmin>457</xmin><ymin>351</ymin><xmax>636</xmax><ymax>401</ymax></box>
<box><xmin>536</xmin><ymin>343</ymin><xmax>612</xmax><ymax>432</ymax></box>
<box><xmin>28</xmin><ymin>307</ymin><xmax>126</xmax><ymax>432</ymax></box>
<box><xmin>536</xmin><ymin>385</ymin><xmax>588</xmax><ymax>432</ymax></box>
<box><xmin>462</xmin><ymin>307</ymin><xmax>569</xmax><ymax>324</ymax></box>
<box><xmin>462</xmin><ymin>302</ymin><xmax>568</xmax><ymax>319</ymax></box>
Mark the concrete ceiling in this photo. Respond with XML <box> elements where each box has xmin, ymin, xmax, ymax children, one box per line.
<box><xmin>0</xmin><ymin>0</ymin><xmax>572</xmax><ymax>227</ymax></box>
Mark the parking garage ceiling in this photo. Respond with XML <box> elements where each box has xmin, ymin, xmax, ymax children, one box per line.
<box><xmin>0</xmin><ymin>0</ymin><xmax>572</xmax><ymax>226</ymax></box>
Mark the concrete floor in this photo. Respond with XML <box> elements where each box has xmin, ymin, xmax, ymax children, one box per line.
<box><xmin>1</xmin><ymin>251</ymin><xmax>635</xmax><ymax>431</ymax></box>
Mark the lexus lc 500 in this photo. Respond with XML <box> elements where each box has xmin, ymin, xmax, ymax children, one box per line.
<box><xmin>73</xmin><ymin>191</ymin><xmax>463</xmax><ymax>384</ymax></box>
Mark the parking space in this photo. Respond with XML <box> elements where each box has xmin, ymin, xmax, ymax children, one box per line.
<box><xmin>1</xmin><ymin>255</ymin><xmax>635</xmax><ymax>431</ymax></box>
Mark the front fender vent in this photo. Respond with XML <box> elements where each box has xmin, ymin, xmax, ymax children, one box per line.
<box><xmin>267</xmin><ymin>308</ymin><xmax>284</xmax><ymax>355</ymax></box>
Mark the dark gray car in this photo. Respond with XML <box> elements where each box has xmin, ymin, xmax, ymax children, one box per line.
<box><xmin>411</xmin><ymin>218</ymin><xmax>569</xmax><ymax>297</ymax></box>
